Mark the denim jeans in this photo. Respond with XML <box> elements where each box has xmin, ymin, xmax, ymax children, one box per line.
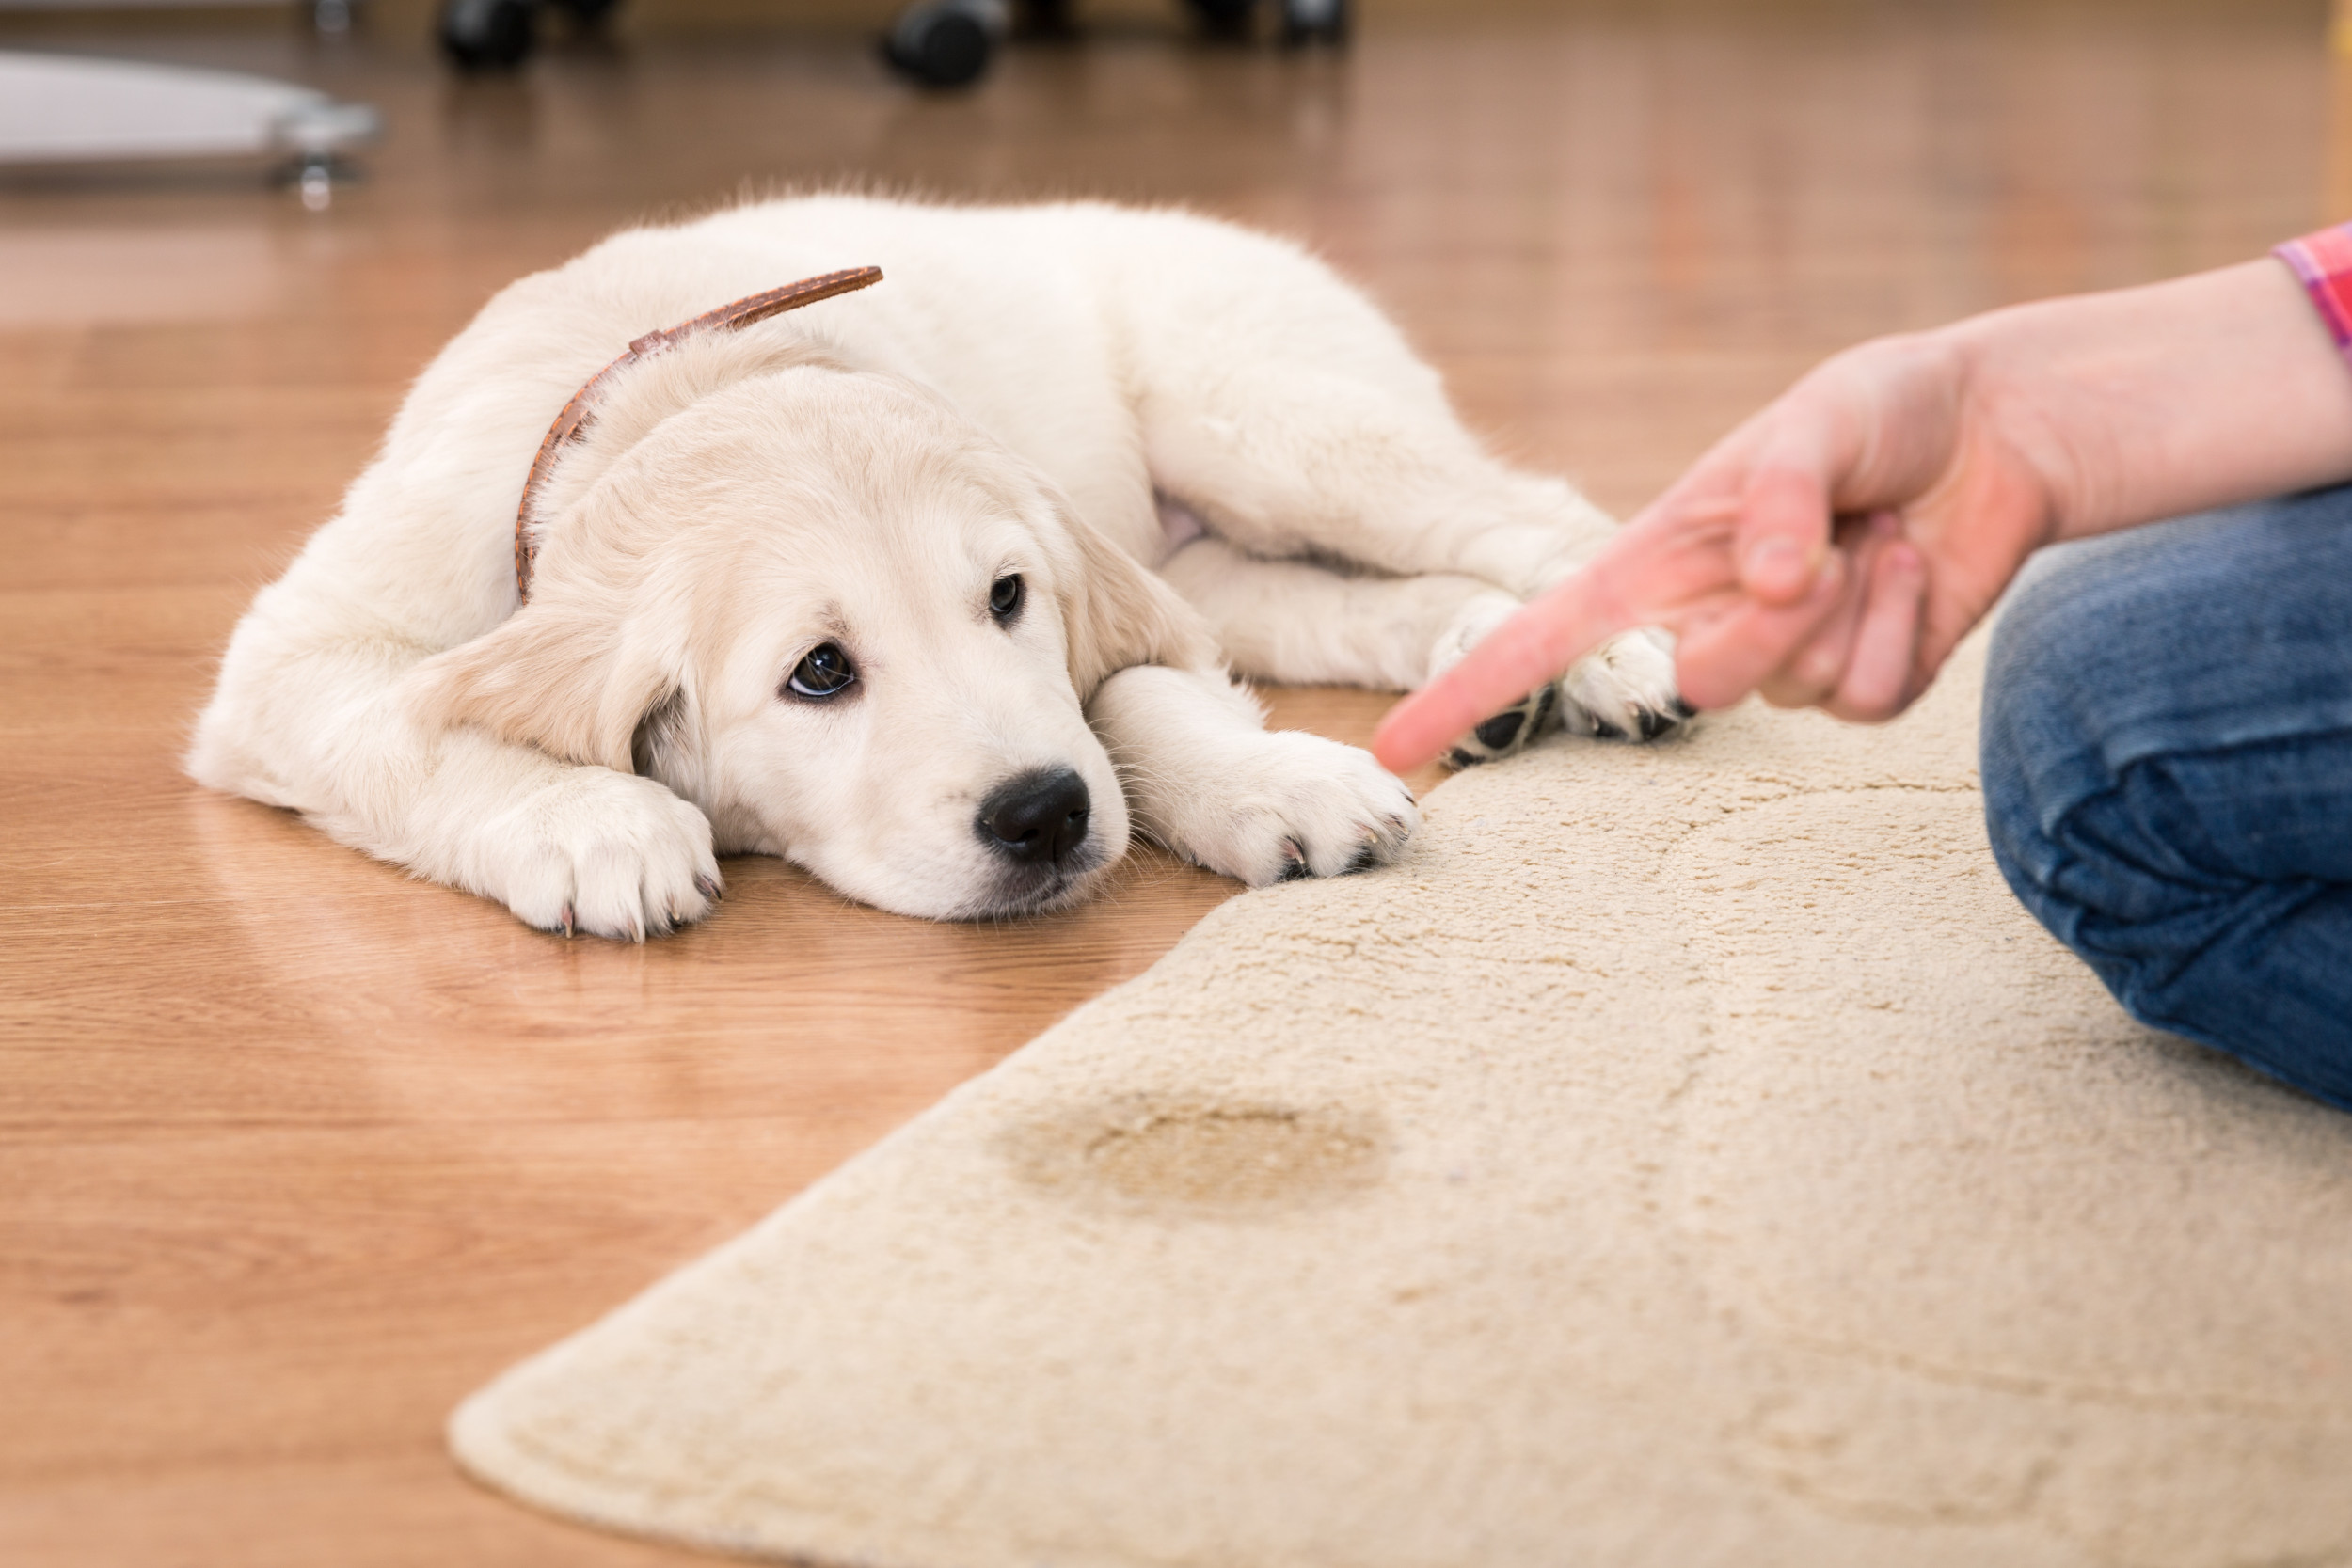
<box><xmin>1980</xmin><ymin>489</ymin><xmax>2352</xmax><ymax>1110</ymax></box>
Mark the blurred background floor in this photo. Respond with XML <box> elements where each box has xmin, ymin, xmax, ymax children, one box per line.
<box><xmin>0</xmin><ymin>2</ymin><xmax>2337</xmax><ymax>1563</ymax></box>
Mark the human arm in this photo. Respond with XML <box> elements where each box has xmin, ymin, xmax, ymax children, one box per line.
<box><xmin>1374</xmin><ymin>253</ymin><xmax>2352</xmax><ymax>772</ymax></box>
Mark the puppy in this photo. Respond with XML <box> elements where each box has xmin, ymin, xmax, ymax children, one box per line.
<box><xmin>190</xmin><ymin>196</ymin><xmax>1681</xmax><ymax>937</ymax></box>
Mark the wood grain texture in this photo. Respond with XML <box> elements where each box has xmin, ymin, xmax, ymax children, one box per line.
<box><xmin>0</xmin><ymin>5</ymin><xmax>2332</xmax><ymax>1563</ymax></box>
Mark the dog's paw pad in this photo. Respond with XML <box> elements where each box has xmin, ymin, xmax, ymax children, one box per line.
<box><xmin>1442</xmin><ymin>684</ymin><xmax>1556</xmax><ymax>769</ymax></box>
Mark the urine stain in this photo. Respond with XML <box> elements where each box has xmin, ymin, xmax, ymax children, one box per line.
<box><xmin>1003</xmin><ymin>1096</ymin><xmax>1390</xmax><ymax>1215</ymax></box>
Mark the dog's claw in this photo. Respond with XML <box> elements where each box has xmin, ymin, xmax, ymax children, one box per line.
<box><xmin>694</xmin><ymin>872</ymin><xmax>723</xmax><ymax>901</ymax></box>
<box><xmin>559</xmin><ymin>902</ymin><xmax>576</xmax><ymax>939</ymax></box>
<box><xmin>1278</xmin><ymin>839</ymin><xmax>1311</xmax><ymax>881</ymax></box>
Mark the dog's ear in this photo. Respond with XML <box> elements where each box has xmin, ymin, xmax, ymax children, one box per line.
<box><xmin>1050</xmin><ymin>500</ymin><xmax>1222</xmax><ymax>698</ymax></box>
<box><xmin>404</xmin><ymin>598</ymin><xmax>682</xmax><ymax>777</ymax></box>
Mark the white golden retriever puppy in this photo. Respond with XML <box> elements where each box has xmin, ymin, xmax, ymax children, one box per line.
<box><xmin>190</xmin><ymin>196</ymin><xmax>1682</xmax><ymax>938</ymax></box>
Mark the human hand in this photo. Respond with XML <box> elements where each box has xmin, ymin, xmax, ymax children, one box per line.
<box><xmin>1374</xmin><ymin>327</ymin><xmax>2062</xmax><ymax>773</ymax></box>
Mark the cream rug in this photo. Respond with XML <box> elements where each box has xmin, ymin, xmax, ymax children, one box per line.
<box><xmin>452</xmin><ymin>635</ymin><xmax>2352</xmax><ymax>1568</ymax></box>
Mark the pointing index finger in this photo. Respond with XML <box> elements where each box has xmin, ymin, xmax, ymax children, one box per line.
<box><xmin>1372</xmin><ymin>567</ymin><xmax>1636</xmax><ymax>774</ymax></box>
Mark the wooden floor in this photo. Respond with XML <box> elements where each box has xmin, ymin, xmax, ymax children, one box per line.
<box><xmin>0</xmin><ymin>4</ymin><xmax>2336</xmax><ymax>1562</ymax></box>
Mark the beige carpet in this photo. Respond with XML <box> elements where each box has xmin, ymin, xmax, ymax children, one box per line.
<box><xmin>452</xmin><ymin>635</ymin><xmax>2352</xmax><ymax>1568</ymax></box>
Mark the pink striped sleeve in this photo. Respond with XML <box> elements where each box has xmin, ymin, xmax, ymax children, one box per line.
<box><xmin>2275</xmin><ymin>221</ymin><xmax>2352</xmax><ymax>359</ymax></box>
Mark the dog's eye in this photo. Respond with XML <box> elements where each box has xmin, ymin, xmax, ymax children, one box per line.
<box><xmin>784</xmin><ymin>642</ymin><xmax>857</xmax><ymax>701</ymax></box>
<box><xmin>989</xmin><ymin>573</ymin><xmax>1025</xmax><ymax>623</ymax></box>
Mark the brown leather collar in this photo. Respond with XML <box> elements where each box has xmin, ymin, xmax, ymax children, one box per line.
<box><xmin>513</xmin><ymin>265</ymin><xmax>884</xmax><ymax>603</ymax></box>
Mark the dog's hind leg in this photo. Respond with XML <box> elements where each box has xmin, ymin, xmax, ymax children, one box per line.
<box><xmin>1157</xmin><ymin>536</ymin><xmax>1677</xmax><ymax>764</ymax></box>
<box><xmin>1141</xmin><ymin>360</ymin><xmax>1606</xmax><ymax>598</ymax></box>
<box><xmin>1157</xmin><ymin>536</ymin><xmax>1503</xmax><ymax>689</ymax></box>
<box><xmin>1108</xmin><ymin>208</ymin><xmax>1687</xmax><ymax>752</ymax></box>
<box><xmin>1136</xmin><ymin>361</ymin><xmax>1687</xmax><ymax>755</ymax></box>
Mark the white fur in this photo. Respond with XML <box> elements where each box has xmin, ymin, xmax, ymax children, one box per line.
<box><xmin>191</xmin><ymin>196</ymin><xmax>1678</xmax><ymax>938</ymax></box>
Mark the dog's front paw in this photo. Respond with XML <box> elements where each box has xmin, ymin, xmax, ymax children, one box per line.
<box><xmin>469</xmin><ymin>768</ymin><xmax>722</xmax><ymax>941</ymax></box>
<box><xmin>1558</xmin><ymin>627</ymin><xmax>1692</xmax><ymax>743</ymax></box>
<box><xmin>1441</xmin><ymin>684</ymin><xmax>1559</xmax><ymax>769</ymax></box>
<box><xmin>1173</xmin><ymin>732</ymin><xmax>1419</xmax><ymax>887</ymax></box>
<box><xmin>1430</xmin><ymin>590</ymin><xmax>1556</xmax><ymax>768</ymax></box>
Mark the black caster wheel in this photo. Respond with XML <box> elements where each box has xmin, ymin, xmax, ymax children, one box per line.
<box><xmin>1279</xmin><ymin>0</ymin><xmax>1347</xmax><ymax>46</ymax></box>
<box><xmin>885</xmin><ymin>0</ymin><xmax>1002</xmax><ymax>87</ymax></box>
<box><xmin>1183</xmin><ymin>0</ymin><xmax>1256</xmax><ymax>39</ymax></box>
<box><xmin>550</xmin><ymin>0</ymin><xmax>621</xmax><ymax>26</ymax></box>
<box><xmin>1012</xmin><ymin>0</ymin><xmax>1073</xmax><ymax>36</ymax></box>
<box><xmin>439</xmin><ymin>0</ymin><xmax>535</xmax><ymax>69</ymax></box>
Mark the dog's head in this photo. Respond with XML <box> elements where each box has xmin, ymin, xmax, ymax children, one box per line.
<box><xmin>407</xmin><ymin>346</ymin><xmax>1216</xmax><ymax>918</ymax></box>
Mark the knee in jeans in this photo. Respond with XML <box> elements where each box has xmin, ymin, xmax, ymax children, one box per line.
<box><xmin>1981</xmin><ymin>558</ymin><xmax>2105</xmax><ymax>903</ymax></box>
<box><xmin>1988</xmin><ymin>543</ymin><xmax>2106</xmax><ymax>689</ymax></box>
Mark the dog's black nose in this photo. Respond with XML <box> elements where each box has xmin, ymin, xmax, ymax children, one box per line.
<box><xmin>976</xmin><ymin>768</ymin><xmax>1091</xmax><ymax>865</ymax></box>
